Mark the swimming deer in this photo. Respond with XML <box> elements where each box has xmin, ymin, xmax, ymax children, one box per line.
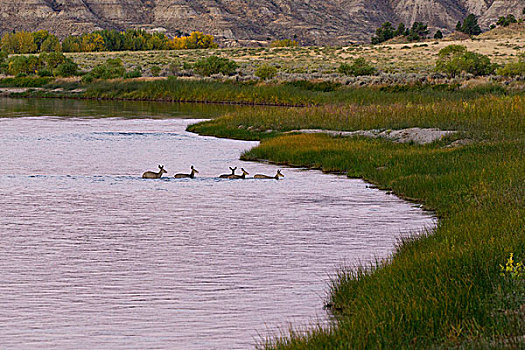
<box><xmin>174</xmin><ymin>165</ymin><xmax>199</xmax><ymax>178</ymax></box>
<box><xmin>219</xmin><ymin>167</ymin><xmax>237</xmax><ymax>178</ymax></box>
<box><xmin>142</xmin><ymin>165</ymin><xmax>167</xmax><ymax>179</ymax></box>
<box><xmin>229</xmin><ymin>168</ymin><xmax>249</xmax><ymax>179</ymax></box>
<box><xmin>254</xmin><ymin>169</ymin><xmax>284</xmax><ymax>180</ymax></box>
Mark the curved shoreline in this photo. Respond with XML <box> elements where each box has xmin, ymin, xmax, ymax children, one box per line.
<box><xmin>187</xmin><ymin>97</ymin><xmax>524</xmax><ymax>348</ymax></box>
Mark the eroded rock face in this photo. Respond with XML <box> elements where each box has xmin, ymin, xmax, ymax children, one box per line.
<box><xmin>0</xmin><ymin>0</ymin><xmax>522</xmax><ymax>45</ymax></box>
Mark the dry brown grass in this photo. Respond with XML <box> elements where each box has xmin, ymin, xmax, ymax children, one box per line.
<box><xmin>62</xmin><ymin>23</ymin><xmax>524</xmax><ymax>77</ymax></box>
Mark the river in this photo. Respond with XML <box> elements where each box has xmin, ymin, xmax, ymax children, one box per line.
<box><xmin>0</xmin><ymin>98</ymin><xmax>435</xmax><ymax>349</ymax></box>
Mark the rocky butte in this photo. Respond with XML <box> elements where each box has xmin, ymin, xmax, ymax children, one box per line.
<box><xmin>0</xmin><ymin>0</ymin><xmax>523</xmax><ymax>45</ymax></box>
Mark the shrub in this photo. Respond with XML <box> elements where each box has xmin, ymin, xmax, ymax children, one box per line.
<box><xmin>90</xmin><ymin>58</ymin><xmax>126</xmax><ymax>79</ymax></box>
<box><xmin>496</xmin><ymin>55</ymin><xmax>525</xmax><ymax>77</ymax></box>
<box><xmin>81</xmin><ymin>74</ymin><xmax>94</xmax><ymax>83</ymax></box>
<box><xmin>54</xmin><ymin>60</ymin><xmax>79</xmax><ymax>77</ymax></box>
<box><xmin>435</xmin><ymin>45</ymin><xmax>495</xmax><ymax>77</ymax></box>
<box><xmin>123</xmin><ymin>67</ymin><xmax>142</xmax><ymax>79</ymax></box>
<box><xmin>41</xmin><ymin>52</ymin><xmax>66</xmax><ymax>69</ymax></box>
<box><xmin>150</xmin><ymin>65</ymin><xmax>161</xmax><ymax>77</ymax></box>
<box><xmin>6</xmin><ymin>55</ymin><xmax>43</xmax><ymax>76</ymax></box>
<box><xmin>255</xmin><ymin>64</ymin><xmax>278</xmax><ymax>80</ymax></box>
<box><xmin>37</xmin><ymin>69</ymin><xmax>53</xmax><ymax>77</ymax></box>
<box><xmin>0</xmin><ymin>51</ymin><xmax>7</xmax><ymax>73</ymax></box>
<box><xmin>168</xmin><ymin>62</ymin><xmax>180</xmax><ymax>75</ymax></box>
<box><xmin>434</xmin><ymin>30</ymin><xmax>443</xmax><ymax>39</ymax></box>
<box><xmin>338</xmin><ymin>57</ymin><xmax>376</xmax><ymax>76</ymax></box>
<box><xmin>193</xmin><ymin>56</ymin><xmax>238</xmax><ymax>76</ymax></box>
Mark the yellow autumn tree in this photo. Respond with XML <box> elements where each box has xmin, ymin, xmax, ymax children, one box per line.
<box><xmin>169</xmin><ymin>32</ymin><xmax>218</xmax><ymax>50</ymax></box>
<box><xmin>1</xmin><ymin>31</ymin><xmax>37</xmax><ymax>54</ymax></box>
<box><xmin>80</xmin><ymin>33</ymin><xmax>105</xmax><ymax>52</ymax></box>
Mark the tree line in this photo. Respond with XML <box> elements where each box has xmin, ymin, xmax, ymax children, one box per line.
<box><xmin>1</xmin><ymin>30</ymin><xmax>218</xmax><ymax>54</ymax></box>
<box><xmin>372</xmin><ymin>10</ymin><xmax>525</xmax><ymax>44</ymax></box>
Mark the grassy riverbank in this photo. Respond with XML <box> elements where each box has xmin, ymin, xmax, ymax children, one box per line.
<box><xmin>189</xmin><ymin>94</ymin><xmax>525</xmax><ymax>348</ymax></box>
<box><xmin>6</xmin><ymin>76</ymin><xmax>513</xmax><ymax>108</ymax></box>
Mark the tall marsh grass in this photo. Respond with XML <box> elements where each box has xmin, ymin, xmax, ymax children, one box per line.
<box><xmin>190</xmin><ymin>95</ymin><xmax>524</xmax><ymax>141</ymax></box>
<box><xmin>71</xmin><ymin>78</ymin><xmax>511</xmax><ymax>106</ymax></box>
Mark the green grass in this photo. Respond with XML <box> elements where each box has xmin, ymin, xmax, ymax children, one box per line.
<box><xmin>189</xmin><ymin>94</ymin><xmax>523</xmax><ymax>141</ymax></box>
<box><xmin>77</xmin><ymin>80</ymin><xmax>516</xmax><ymax>107</ymax></box>
<box><xmin>0</xmin><ymin>76</ymin><xmax>53</xmax><ymax>87</ymax></box>
<box><xmin>189</xmin><ymin>93</ymin><xmax>525</xmax><ymax>348</ymax></box>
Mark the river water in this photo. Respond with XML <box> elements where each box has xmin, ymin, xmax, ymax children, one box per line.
<box><xmin>0</xmin><ymin>99</ymin><xmax>435</xmax><ymax>349</ymax></box>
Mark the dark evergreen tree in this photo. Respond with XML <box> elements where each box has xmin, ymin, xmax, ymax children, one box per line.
<box><xmin>460</xmin><ymin>14</ymin><xmax>482</xmax><ymax>35</ymax></box>
<box><xmin>371</xmin><ymin>22</ymin><xmax>395</xmax><ymax>44</ymax></box>
<box><xmin>497</xmin><ymin>14</ymin><xmax>518</xmax><ymax>27</ymax></box>
<box><xmin>434</xmin><ymin>30</ymin><xmax>443</xmax><ymax>39</ymax></box>
<box><xmin>394</xmin><ymin>23</ymin><xmax>406</xmax><ymax>37</ymax></box>
<box><xmin>407</xmin><ymin>22</ymin><xmax>429</xmax><ymax>41</ymax></box>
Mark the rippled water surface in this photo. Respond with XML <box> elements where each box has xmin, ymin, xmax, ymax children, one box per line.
<box><xmin>0</xmin><ymin>99</ymin><xmax>435</xmax><ymax>349</ymax></box>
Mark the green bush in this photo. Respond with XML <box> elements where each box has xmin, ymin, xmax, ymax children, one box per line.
<box><xmin>338</xmin><ymin>57</ymin><xmax>376</xmax><ymax>76</ymax></box>
<box><xmin>0</xmin><ymin>51</ymin><xmax>7</xmax><ymax>74</ymax></box>
<box><xmin>255</xmin><ymin>64</ymin><xmax>278</xmax><ymax>80</ymax></box>
<box><xmin>81</xmin><ymin>74</ymin><xmax>94</xmax><ymax>83</ymax></box>
<box><xmin>0</xmin><ymin>50</ymin><xmax>7</xmax><ymax>64</ymax></box>
<box><xmin>90</xmin><ymin>58</ymin><xmax>126</xmax><ymax>79</ymax></box>
<box><xmin>150</xmin><ymin>65</ymin><xmax>161</xmax><ymax>77</ymax></box>
<box><xmin>193</xmin><ymin>56</ymin><xmax>238</xmax><ymax>76</ymax></box>
<box><xmin>496</xmin><ymin>55</ymin><xmax>525</xmax><ymax>77</ymax></box>
<box><xmin>168</xmin><ymin>62</ymin><xmax>180</xmax><ymax>76</ymax></box>
<box><xmin>41</xmin><ymin>52</ymin><xmax>66</xmax><ymax>69</ymax></box>
<box><xmin>54</xmin><ymin>60</ymin><xmax>79</xmax><ymax>77</ymax></box>
<box><xmin>37</xmin><ymin>69</ymin><xmax>53</xmax><ymax>77</ymax></box>
<box><xmin>435</xmin><ymin>45</ymin><xmax>495</xmax><ymax>77</ymax></box>
<box><xmin>6</xmin><ymin>55</ymin><xmax>43</xmax><ymax>76</ymax></box>
<box><xmin>123</xmin><ymin>68</ymin><xmax>142</xmax><ymax>79</ymax></box>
